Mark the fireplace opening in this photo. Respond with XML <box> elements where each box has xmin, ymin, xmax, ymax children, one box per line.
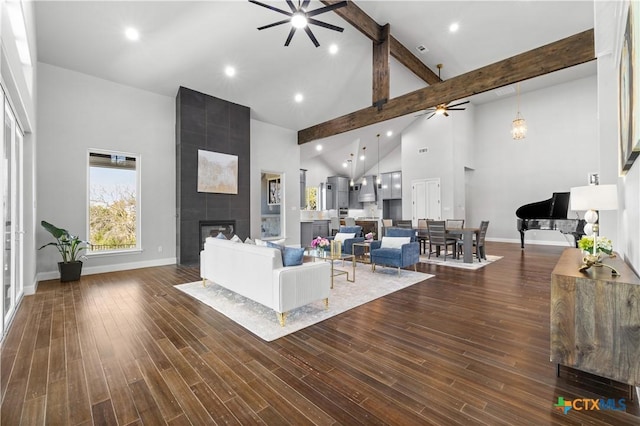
<box><xmin>200</xmin><ymin>220</ymin><xmax>236</xmax><ymax>250</ymax></box>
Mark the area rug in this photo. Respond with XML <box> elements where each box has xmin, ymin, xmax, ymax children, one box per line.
<box><xmin>175</xmin><ymin>263</ymin><xmax>433</xmax><ymax>342</ymax></box>
<box><xmin>419</xmin><ymin>254</ymin><xmax>502</xmax><ymax>270</ymax></box>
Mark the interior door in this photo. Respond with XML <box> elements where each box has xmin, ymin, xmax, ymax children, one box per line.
<box><xmin>412</xmin><ymin>178</ymin><xmax>441</xmax><ymax>225</ymax></box>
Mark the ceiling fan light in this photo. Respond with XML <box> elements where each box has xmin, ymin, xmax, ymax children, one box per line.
<box><xmin>435</xmin><ymin>105</ymin><xmax>446</xmax><ymax>115</ymax></box>
<box><xmin>291</xmin><ymin>13</ymin><xmax>308</xmax><ymax>29</ymax></box>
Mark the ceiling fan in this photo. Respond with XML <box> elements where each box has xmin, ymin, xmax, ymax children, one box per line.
<box><xmin>417</xmin><ymin>64</ymin><xmax>470</xmax><ymax>119</ymax></box>
<box><xmin>249</xmin><ymin>0</ymin><xmax>348</xmax><ymax>47</ymax></box>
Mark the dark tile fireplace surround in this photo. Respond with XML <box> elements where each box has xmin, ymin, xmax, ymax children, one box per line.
<box><xmin>176</xmin><ymin>87</ymin><xmax>250</xmax><ymax>265</ymax></box>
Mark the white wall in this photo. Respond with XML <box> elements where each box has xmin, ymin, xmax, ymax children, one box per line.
<box><xmin>36</xmin><ymin>63</ymin><xmax>176</xmax><ymax>283</ymax></box>
<box><xmin>595</xmin><ymin>0</ymin><xmax>640</xmax><ymax>273</ymax></box>
<box><xmin>401</xmin><ymin>112</ymin><xmax>456</xmax><ymax>220</ymax></box>
<box><xmin>250</xmin><ymin>119</ymin><xmax>301</xmax><ymax>245</ymax></box>
<box><xmin>470</xmin><ymin>76</ymin><xmax>599</xmax><ymax>245</ymax></box>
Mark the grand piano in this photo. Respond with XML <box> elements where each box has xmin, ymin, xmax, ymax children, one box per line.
<box><xmin>516</xmin><ymin>192</ymin><xmax>585</xmax><ymax>249</ymax></box>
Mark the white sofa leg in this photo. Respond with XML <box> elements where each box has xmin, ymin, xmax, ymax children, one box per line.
<box><xmin>324</xmin><ymin>298</ymin><xmax>329</xmax><ymax>310</ymax></box>
<box><xmin>277</xmin><ymin>312</ymin><xmax>287</xmax><ymax>327</ymax></box>
<box><xmin>202</xmin><ymin>278</ymin><xmax>206</xmax><ymax>287</ymax></box>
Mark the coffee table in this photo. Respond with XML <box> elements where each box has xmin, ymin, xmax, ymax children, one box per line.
<box><xmin>304</xmin><ymin>248</ymin><xmax>355</xmax><ymax>288</ymax></box>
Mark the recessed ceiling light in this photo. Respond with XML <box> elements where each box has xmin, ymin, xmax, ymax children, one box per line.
<box><xmin>294</xmin><ymin>93</ymin><xmax>304</xmax><ymax>103</ymax></box>
<box><xmin>360</xmin><ymin>155</ymin><xmax>365</xmax><ymax>161</ymax></box>
<box><xmin>224</xmin><ymin>66</ymin><xmax>236</xmax><ymax>77</ymax></box>
<box><xmin>329</xmin><ymin>44</ymin><xmax>338</xmax><ymax>55</ymax></box>
<box><xmin>449</xmin><ymin>22</ymin><xmax>459</xmax><ymax>33</ymax></box>
<box><xmin>386</xmin><ymin>131</ymin><xmax>393</xmax><ymax>137</ymax></box>
<box><xmin>316</xmin><ymin>144</ymin><xmax>323</xmax><ymax>151</ymax></box>
<box><xmin>125</xmin><ymin>27</ymin><xmax>140</xmax><ymax>41</ymax></box>
<box><xmin>342</xmin><ymin>162</ymin><xmax>348</xmax><ymax>168</ymax></box>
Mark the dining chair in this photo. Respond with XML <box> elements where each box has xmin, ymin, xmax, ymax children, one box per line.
<box><xmin>382</xmin><ymin>219</ymin><xmax>393</xmax><ymax>237</ymax></box>
<box><xmin>446</xmin><ymin>219</ymin><xmax>465</xmax><ymax>229</ymax></box>
<box><xmin>417</xmin><ymin>219</ymin><xmax>429</xmax><ymax>254</ymax></box>
<box><xmin>344</xmin><ymin>217</ymin><xmax>356</xmax><ymax>227</ymax></box>
<box><xmin>426</xmin><ymin>220</ymin><xmax>458</xmax><ymax>260</ymax></box>
<box><xmin>396</xmin><ymin>219</ymin><xmax>413</xmax><ymax>228</ymax></box>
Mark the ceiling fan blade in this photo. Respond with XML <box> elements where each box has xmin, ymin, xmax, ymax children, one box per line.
<box><xmin>444</xmin><ymin>112</ymin><xmax>449</xmax><ymax>117</ymax></box>
<box><xmin>304</xmin><ymin>26</ymin><xmax>320</xmax><ymax>47</ymax></box>
<box><xmin>307</xmin><ymin>1</ymin><xmax>348</xmax><ymax>17</ymax></box>
<box><xmin>308</xmin><ymin>18</ymin><xmax>344</xmax><ymax>32</ymax></box>
<box><xmin>284</xmin><ymin>27</ymin><xmax>297</xmax><ymax>46</ymax></box>
<box><xmin>285</xmin><ymin>0</ymin><xmax>297</xmax><ymax>12</ymax></box>
<box><xmin>249</xmin><ymin>0</ymin><xmax>293</xmax><ymax>17</ymax></box>
<box><xmin>446</xmin><ymin>100</ymin><xmax>470</xmax><ymax>108</ymax></box>
<box><xmin>257</xmin><ymin>19</ymin><xmax>291</xmax><ymax>30</ymax></box>
<box><xmin>446</xmin><ymin>108</ymin><xmax>466</xmax><ymax>111</ymax></box>
<box><xmin>426</xmin><ymin>113</ymin><xmax>436</xmax><ymax>120</ymax></box>
<box><xmin>301</xmin><ymin>0</ymin><xmax>312</xmax><ymax>10</ymax></box>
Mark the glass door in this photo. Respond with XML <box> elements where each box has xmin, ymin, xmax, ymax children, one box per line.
<box><xmin>3</xmin><ymin>100</ymin><xmax>16</xmax><ymax>328</ymax></box>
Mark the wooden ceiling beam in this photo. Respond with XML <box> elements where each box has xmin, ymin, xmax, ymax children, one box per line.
<box><xmin>372</xmin><ymin>24</ymin><xmax>390</xmax><ymax>109</ymax></box>
<box><xmin>298</xmin><ymin>29</ymin><xmax>595</xmax><ymax>145</ymax></box>
<box><xmin>320</xmin><ymin>0</ymin><xmax>440</xmax><ymax>85</ymax></box>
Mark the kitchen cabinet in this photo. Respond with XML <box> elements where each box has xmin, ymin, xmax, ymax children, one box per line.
<box><xmin>349</xmin><ymin>184</ymin><xmax>362</xmax><ymax>208</ymax></box>
<box><xmin>391</xmin><ymin>172</ymin><xmax>402</xmax><ymax>199</ymax></box>
<box><xmin>380</xmin><ymin>173</ymin><xmax>392</xmax><ymax>200</ymax></box>
<box><xmin>328</xmin><ymin>176</ymin><xmax>349</xmax><ymax>209</ymax></box>
<box><xmin>379</xmin><ymin>171</ymin><xmax>401</xmax><ymax>200</ymax></box>
<box><xmin>300</xmin><ymin>169</ymin><xmax>306</xmax><ymax>209</ymax></box>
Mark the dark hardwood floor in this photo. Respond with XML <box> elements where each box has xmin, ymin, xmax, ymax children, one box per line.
<box><xmin>1</xmin><ymin>242</ymin><xmax>639</xmax><ymax>425</ymax></box>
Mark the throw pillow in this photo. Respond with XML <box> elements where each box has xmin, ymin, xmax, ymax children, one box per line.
<box><xmin>266</xmin><ymin>241</ymin><xmax>284</xmax><ymax>256</ymax></box>
<box><xmin>244</xmin><ymin>237</ymin><xmax>256</xmax><ymax>245</ymax></box>
<box><xmin>334</xmin><ymin>232</ymin><xmax>356</xmax><ymax>243</ymax></box>
<box><xmin>282</xmin><ymin>247</ymin><xmax>305</xmax><ymax>266</ymax></box>
<box><xmin>255</xmin><ymin>238</ymin><xmax>268</xmax><ymax>246</ymax></box>
<box><xmin>230</xmin><ymin>234</ymin><xmax>242</xmax><ymax>243</ymax></box>
<box><xmin>215</xmin><ymin>232</ymin><xmax>227</xmax><ymax>240</ymax></box>
<box><xmin>381</xmin><ymin>236</ymin><xmax>410</xmax><ymax>249</ymax></box>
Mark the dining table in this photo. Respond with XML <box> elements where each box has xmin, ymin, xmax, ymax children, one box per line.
<box><xmin>446</xmin><ymin>227</ymin><xmax>480</xmax><ymax>263</ymax></box>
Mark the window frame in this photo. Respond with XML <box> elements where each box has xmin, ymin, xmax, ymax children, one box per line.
<box><xmin>86</xmin><ymin>148</ymin><xmax>142</xmax><ymax>257</ymax></box>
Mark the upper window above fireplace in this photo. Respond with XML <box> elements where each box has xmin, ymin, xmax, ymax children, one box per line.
<box><xmin>87</xmin><ymin>150</ymin><xmax>141</xmax><ymax>254</ymax></box>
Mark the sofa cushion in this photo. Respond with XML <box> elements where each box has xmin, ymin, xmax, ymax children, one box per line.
<box><xmin>230</xmin><ymin>234</ymin><xmax>242</xmax><ymax>243</ymax></box>
<box><xmin>215</xmin><ymin>232</ymin><xmax>227</xmax><ymax>239</ymax></box>
<box><xmin>283</xmin><ymin>247</ymin><xmax>305</xmax><ymax>266</ymax></box>
<box><xmin>334</xmin><ymin>232</ymin><xmax>355</xmax><ymax>243</ymax></box>
<box><xmin>244</xmin><ymin>237</ymin><xmax>255</xmax><ymax>245</ymax></box>
<box><xmin>381</xmin><ymin>236</ymin><xmax>410</xmax><ymax>249</ymax></box>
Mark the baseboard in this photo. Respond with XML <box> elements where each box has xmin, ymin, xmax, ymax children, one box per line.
<box><xmin>35</xmin><ymin>257</ymin><xmax>177</xmax><ymax>284</ymax></box>
<box><xmin>24</xmin><ymin>276</ymin><xmax>39</xmax><ymax>295</ymax></box>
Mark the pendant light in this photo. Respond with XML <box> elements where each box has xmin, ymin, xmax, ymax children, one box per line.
<box><xmin>349</xmin><ymin>153</ymin><xmax>354</xmax><ymax>187</ymax></box>
<box><xmin>361</xmin><ymin>147</ymin><xmax>367</xmax><ymax>186</ymax></box>
<box><xmin>376</xmin><ymin>134</ymin><xmax>381</xmax><ymax>185</ymax></box>
<box><xmin>511</xmin><ymin>83</ymin><xmax>527</xmax><ymax>140</ymax></box>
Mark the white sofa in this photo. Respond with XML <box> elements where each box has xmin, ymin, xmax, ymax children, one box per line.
<box><xmin>200</xmin><ymin>237</ymin><xmax>331</xmax><ymax>326</ymax></box>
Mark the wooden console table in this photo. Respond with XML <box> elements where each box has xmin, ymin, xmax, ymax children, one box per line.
<box><xmin>551</xmin><ymin>248</ymin><xmax>640</xmax><ymax>391</ymax></box>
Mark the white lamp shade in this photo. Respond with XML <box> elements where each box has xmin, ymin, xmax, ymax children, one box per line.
<box><xmin>569</xmin><ymin>184</ymin><xmax>618</xmax><ymax>211</ymax></box>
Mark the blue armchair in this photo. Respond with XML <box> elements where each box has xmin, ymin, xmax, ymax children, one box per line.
<box><xmin>370</xmin><ymin>228</ymin><xmax>420</xmax><ymax>274</ymax></box>
<box><xmin>327</xmin><ymin>226</ymin><xmax>364</xmax><ymax>255</ymax></box>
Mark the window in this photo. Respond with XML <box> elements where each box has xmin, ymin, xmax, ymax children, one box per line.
<box><xmin>88</xmin><ymin>150</ymin><xmax>140</xmax><ymax>253</ymax></box>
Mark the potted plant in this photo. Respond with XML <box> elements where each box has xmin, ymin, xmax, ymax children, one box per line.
<box><xmin>39</xmin><ymin>220</ymin><xmax>88</xmax><ymax>282</ymax></box>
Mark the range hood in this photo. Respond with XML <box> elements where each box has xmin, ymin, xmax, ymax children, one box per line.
<box><xmin>358</xmin><ymin>176</ymin><xmax>377</xmax><ymax>202</ymax></box>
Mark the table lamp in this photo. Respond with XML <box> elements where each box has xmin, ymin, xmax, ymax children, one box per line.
<box><xmin>570</xmin><ymin>184</ymin><xmax>619</xmax><ymax>274</ymax></box>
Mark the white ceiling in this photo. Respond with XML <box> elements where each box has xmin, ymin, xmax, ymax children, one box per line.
<box><xmin>34</xmin><ymin>0</ymin><xmax>596</xmax><ymax>175</ymax></box>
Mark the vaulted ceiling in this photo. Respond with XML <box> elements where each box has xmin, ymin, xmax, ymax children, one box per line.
<box><xmin>35</xmin><ymin>1</ymin><xmax>596</xmax><ymax>174</ymax></box>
